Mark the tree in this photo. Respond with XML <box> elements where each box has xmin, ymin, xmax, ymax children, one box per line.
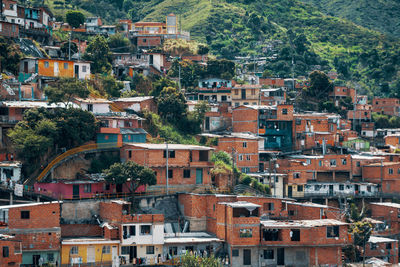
<box><xmin>206</xmin><ymin>59</ymin><xmax>235</xmax><ymax>79</ymax></box>
<box><xmin>44</xmin><ymin>78</ymin><xmax>89</xmax><ymax>107</ymax></box>
<box><xmin>307</xmin><ymin>71</ymin><xmax>333</xmax><ymax>99</ymax></box>
<box><xmin>60</xmin><ymin>42</ymin><xmax>78</xmax><ymax>58</ymax></box>
<box><xmin>151</xmin><ymin>77</ymin><xmax>176</xmax><ymax>97</ymax></box>
<box><xmin>107</xmin><ymin>33</ymin><xmax>133</xmax><ymax>53</ymax></box>
<box><xmin>100</xmin><ymin>75</ymin><xmax>124</xmax><ymax>98</ymax></box>
<box><xmin>83</xmin><ymin>35</ymin><xmax>113</xmax><ymax>74</ymax></box>
<box><xmin>8</xmin><ymin>122</ymin><xmax>54</xmax><ymax>162</ymax></box>
<box><xmin>66</xmin><ymin>10</ymin><xmax>85</xmax><ymax>29</ymax></box>
<box><xmin>197</xmin><ymin>43</ymin><xmax>210</xmax><ymax>55</ymax></box>
<box><xmin>168</xmin><ymin>59</ymin><xmax>203</xmax><ymax>89</ymax></box>
<box><xmin>104</xmin><ymin>161</ymin><xmax>156</xmax><ymax>209</ymax></box>
<box><xmin>156</xmin><ymin>87</ymin><xmax>187</xmax><ymax>123</ymax></box>
<box><xmin>163</xmin><ymin>39</ymin><xmax>197</xmax><ymax>58</ymax></box>
<box><xmin>180</xmin><ymin>253</ymin><xmax>222</xmax><ymax>267</ymax></box>
<box><xmin>211</xmin><ymin>151</ymin><xmax>232</xmax><ymax>165</ymax></box>
<box><xmin>0</xmin><ymin>37</ymin><xmax>22</xmax><ymax>74</ymax></box>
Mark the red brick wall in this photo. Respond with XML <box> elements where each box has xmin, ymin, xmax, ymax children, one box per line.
<box><xmin>309</xmin><ymin>247</ymin><xmax>342</xmax><ymax>266</ymax></box>
<box><xmin>370</xmin><ymin>203</ymin><xmax>400</xmax><ymax>236</ymax></box>
<box><xmin>0</xmin><ymin>239</ymin><xmax>22</xmax><ymax>266</ymax></box>
<box><xmin>0</xmin><ymin>22</ymin><xmax>19</xmax><ymax>38</ymax></box>
<box><xmin>232</xmin><ymin>107</ymin><xmax>258</xmax><ymax>133</ymax></box>
<box><xmin>365</xmin><ymin>240</ymin><xmax>398</xmax><ymax>264</ymax></box>
<box><xmin>61</xmin><ymin>224</ymin><xmax>102</xmax><ymax>237</ymax></box>
<box><xmin>137</xmin><ymin>36</ymin><xmax>161</xmax><ymax>47</ymax></box>
<box><xmin>8</xmin><ymin>203</ymin><xmax>60</xmax><ymax>229</ymax></box>
<box><xmin>17</xmin><ymin>231</ymin><xmax>60</xmax><ymax>251</ymax></box>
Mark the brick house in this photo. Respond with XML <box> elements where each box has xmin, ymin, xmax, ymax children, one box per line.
<box><xmin>0</xmin><ymin>234</ymin><xmax>22</xmax><ymax>266</ymax></box>
<box><xmin>203</xmin><ymin>103</ymin><xmax>232</xmax><ymax>132</ymax></box>
<box><xmin>294</xmin><ymin>113</ymin><xmax>340</xmax><ymax>150</ymax></box>
<box><xmin>260</xmin><ymin>219</ymin><xmax>348</xmax><ymax>267</ymax></box>
<box><xmin>99</xmin><ymin>200</ymin><xmax>164</xmax><ymax>264</ymax></box>
<box><xmin>373</xmin><ymin>98</ymin><xmax>400</xmax><ymax>117</ymax></box>
<box><xmin>363</xmin><ymin>162</ymin><xmax>400</xmax><ymax>194</ymax></box>
<box><xmin>112</xmin><ymin>96</ymin><xmax>157</xmax><ymax>113</ymax></box>
<box><xmin>329</xmin><ymin>86</ymin><xmax>356</xmax><ymax>105</ymax></box>
<box><xmin>260</xmin><ymin>88</ymin><xmax>286</xmax><ymax>106</ymax></box>
<box><xmin>370</xmin><ymin>202</ymin><xmax>400</xmax><ymax>237</ymax></box>
<box><xmin>121</xmin><ymin>143</ymin><xmax>214</xmax><ymax>193</ymax></box>
<box><xmin>0</xmin><ymin>202</ymin><xmax>61</xmax><ymax>266</ymax></box>
<box><xmin>365</xmin><ymin>236</ymin><xmax>398</xmax><ymax>264</ymax></box>
<box><xmin>232</xmin><ymin>105</ymin><xmax>294</xmax><ymax>151</ymax></box>
<box><xmin>0</xmin><ymin>21</ymin><xmax>19</xmax><ymax>38</ymax></box>
<box><xmin>231</xmin><ymin>85</ymin><xmax>262</xmax><ymax>107</ymax></box>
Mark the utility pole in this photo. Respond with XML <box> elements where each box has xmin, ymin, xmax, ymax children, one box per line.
<box><xmin>178</xmin><ymin>63</ymin><xmax>181</xmax><ymax>91</ymax></box>
<box><xmin>68</xmin><ymin>31</ymin><xmax>72</xmax><ymax>60</ymax></box>
<box><xmin>166</xmin><ymin>142</ymin><xmax>169</xmax><ymax>195</ymax></box>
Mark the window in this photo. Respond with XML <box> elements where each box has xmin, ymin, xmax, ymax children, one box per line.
<box><xmin>263</xmin><ymin>229</ymin><xmax>282</xmax><ymax>241</ymax></box>
<box><xmin>319</xmin><ymin>160</ymin><xmax>322</xmax><ymax>167</ymax></box>
<box><xmin>297</xmin><ymin>185</ymin><xmax>303</xmax><ymax>192</ymax></box>
<box><xmin>264</xmin><ymin>203</ymin><xmax>274</xmax><ymax>211</ymax></box>
<box><xmin>342</xmin><ymin>158</ymin><xmax>347</xmax><ymax>165</ymax></box>
<box><xmin>163</xmin><ymin>150</ymin><xmax>175</xmax><ymax>158</ymax></box>
<box><xmin>356</xmin><ymin>161</ymin><xmax>361</xmax><ymax>167</ymax></box>
<box><xmin>330</xmin><ymin>159</ymin><xmax>337</xmax><ymax>167</ymax></box>
<box><xmin>221</xmin><ymin>95</ymin><xmax>227</xmax><ymax>101</ymax></box>
<box><xmin>64</xmin><ymin>63</ymin><xmax>68</xmax><ymax>69</ymax></box>
<box><xmin>246</xmin><ymin>155</ymin><xmax>251</xmax><ymax>161</ymax></box>
<box><xmin>386</xmin><ymin>243</ymin><xmax>392</xmax><ymax>249</ymax></box>
<box><xmin>146</xmin><ymin>246</ymin><xmax>154</xmax><ymax>254</ymax></box>
<box><xmin>239</xmin><ymin>154</ymin><xmax>243</xmax><ymax>161</ymax></box>
<box><xmin>234</xmin><ymin>89</ymin><xmax>239</xmax><ymax>95</ymax></box>
<box><xmin>293</xmin><ymin>173</ymin><xmax>300</xmax><ymax>179</ymax></box>
<box><xmin>243</xmin><ymin>142</ymin><xmax>247</xmax><ymax>148</ymax></box>
<box><xmin>47</xmin><ymin>253</ymin><xmax>54</xmax><ymax>261</ymax></box>
<box><xmin>169</xmin><ymin>246</ymin><xmax>177</xmax><ymax>256</ymax></box>
<box><xmin>84</xmin><ymin>184</ymin><xmax>91</xmax><ymax>193</ymax></box>
<box><xmin>232</xmin><ymin>249</ymin><xmax>239</xmax><ymax>257</ymax></box>
<box><xmin>327</xmin><ymin>226</ymin><xmax>339</xmax><ymax>238</ymax></box>
<box><xmin>121</xmin><ymin>246</ymin><xmax>130</xmax><ymax>255</ymax></box>
<box><xmin>87</xmin><ymin>104</ymin><xmax>93</xmax><ymax>112</ymax></box>
<box><xmin>239</xmin><ymin>229</ymin><xmax>253</xmax><ymax>238</ymax></box>
<box><xmin>264</xmin><ymin>249</ymin><xmax>274</xmax><ymax>260</ymax></box>
<box><xmin>21</xmin><ymin>211</ymin><xmax>30</xmax><ymax>219</ymax></box>
<box><xmin>102</xmin><ymin>246</ymin><xmax>110</xmax><ymax>254</ymax></box>
<box><xmin>389</xmin><ymin>168</ymin><xmax>394</xmax><ymax>174</ymax></box>
<box><xmin>128</xmin><ymin>150</ymin><xmax>132</xmax><ymax>158</ymax></box>
<box><xmin>82</xmin><ymin>66</ymin><xmax>87</xmax><ymax>72</ymax></box>
<box><xmin>339</xmin><ymin>184</ymin><xmax>344</xmax><ymax>191</ymax></box>
<box><xmin>44</xmin><ymin>61</ymin><xmax>49</xmax><ymax>68</ymax></box>
<box><xmin>370</xmin><ymin>243</ymin><xmax>377</xmax><ymax>250</ymax></box>
<box><xmin>290</xmin><ymin>229</ymin><xmax>300</xmax><ymax>241</ymax></box>
<box><xmin>168</xmin><ymin>169</ymin><xmax>173</xmax><ymax>179</ymax></box>
<box><xmin>70</xmin><ymin>246</ymin><xmax>78</xmax><ymax>255</ymax></box>
<box><xmin>140</xmin><ymin>225</ymin><xmax>151</xmax><ymax>235</ymax></box>
<box><xmin>282</xmin><ymin>108</ymin><xmax>288</xmax><ymax>115</ymax></box>
<box><xmin>183</xmin><ymin>169</ymin><xmax>191</xmax><ymax>178</ymax></box>
<box><xmin>3</xmin><ymin>246</ymin><xmax>9</xmax><ymax>258</ymax></box>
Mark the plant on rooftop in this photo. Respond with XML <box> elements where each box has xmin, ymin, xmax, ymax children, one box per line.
<box><xmin>179</xmin><ymin>252</ymin><xmax>222</xmax><ymax>267</ymax></box>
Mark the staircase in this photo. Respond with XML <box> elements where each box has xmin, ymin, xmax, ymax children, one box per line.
<box><xmin>24</xmin><ymin>143</ymin><xmax>120</xmax><ymax>185</ymax></box>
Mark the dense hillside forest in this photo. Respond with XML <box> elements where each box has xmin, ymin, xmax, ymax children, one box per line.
<box><xmin>29</xmin><ymin>0</ymin><xmax>400</xmax><ymax>97</ymax></box>
<box><xmin>300</xmin><ymin>0</ymin><xmax>400</xmax><ymax>37</ymax></box>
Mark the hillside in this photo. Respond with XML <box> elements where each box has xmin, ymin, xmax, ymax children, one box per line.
<box><xmin>42</xmin><ymin>0</ymin><xmax>400</xmax><ymax>96</ymax></box>
<box><xmin>300</xmin><ymin>0</ymin><xmax>400</xmax><ymax>37</ymax></box>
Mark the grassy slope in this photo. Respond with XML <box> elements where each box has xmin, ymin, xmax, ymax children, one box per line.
<box><xmin>300</xmin><ymin>0</ymin><xmax>400</xmax><ymax>37</ymax></box>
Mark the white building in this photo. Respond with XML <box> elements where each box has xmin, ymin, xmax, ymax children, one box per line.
<box><xmin>74</xmin><ymin>98</ymin><xmax>112</xmax><ymax>114</ymax></box>
<box><xmin>0</xmin><ymin>161</ymin><xmax>22</xmax><ymax>188</ymax></box>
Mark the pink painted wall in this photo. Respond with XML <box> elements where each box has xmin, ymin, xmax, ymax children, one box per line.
<box><xmin>34</xmin><ymin>181</ymin><xmax>146</xmax><ymax>200</ymax></box>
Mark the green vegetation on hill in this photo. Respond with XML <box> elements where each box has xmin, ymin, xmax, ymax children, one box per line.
<box><xmin>300</xmin><ymin>0</ymin><xmax>400</xmax><ymax>37</ymax></box>
<box><xmin>37</xmin><ymin>0</ymin><xmax>400</xmax><ymax>97</ymax></box>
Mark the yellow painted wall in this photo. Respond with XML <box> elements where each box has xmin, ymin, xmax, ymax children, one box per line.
<box><xmin>38</xmin><ymin>59</ymin><xmax>74</xmax><ymax>78</ymax></box>
<box><xmin>61</xmin><ymin>243</ymin><xmax>117</xmax><ymax>265</ymax></box>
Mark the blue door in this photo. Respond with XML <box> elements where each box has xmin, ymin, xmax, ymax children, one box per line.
<box><xmin>196</xmin><ymin>169</ymin><xmax>203</xmax><ymax>184</ymax></box>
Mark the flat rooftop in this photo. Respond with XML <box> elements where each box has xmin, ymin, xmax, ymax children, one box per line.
<box><xmin>261</xmin><ymin>219</ymin><xmax>347</xmax><ymax>228</ymax></box>
<box><xmin>123</xmin><ymin>143</ymin><xmax>214</xmax><ymax>151</ymax></box>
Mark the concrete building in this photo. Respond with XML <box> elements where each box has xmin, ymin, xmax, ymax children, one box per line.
<box><xmin>0</xmin><ymin>202</ymin><xmax>62</xmax><ymax>266</ymax></box>
<box><xmin>121</xmin><ymin>143</ymin><xmax>214</xmax><ymax>193</ymax></box>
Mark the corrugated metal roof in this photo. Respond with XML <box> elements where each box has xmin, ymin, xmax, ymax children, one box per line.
<box><xmin>261</xmin><ymin>219</ymin><xmax>347</xmax><ymax>228</ymax></box>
